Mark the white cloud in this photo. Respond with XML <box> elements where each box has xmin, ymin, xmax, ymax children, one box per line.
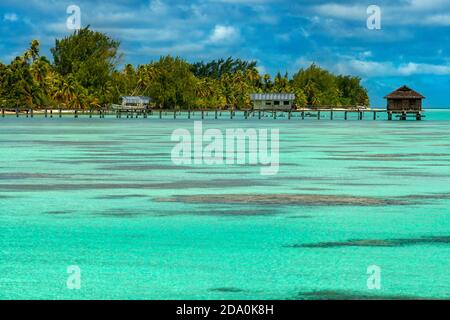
<box><xmin>409</xmin><ymin>0</ymin><xmax>450</xmax><ymax>10</ymax></box>
<box><xmin>423</xmin><ymin>13</ymin><xmax>450</xmax><ymax>26</ymax></box>
<box><xmin>334</xmin><ymin>59</ymin><xmax>450</xmax><ymax>77</ymax></box>
<box><xmin>3</xmin><ymin>13</ymin><xmax>18</xmax><ymax>22</ymax></box>
<box><xmin>313</xmin><ymin>4</ymin><xmax>367</xmax><ymax>21</ymax></box>
<box><xmin>208</xmin><ymin>25</ymin><xmax>240</xmax><ymax>43</ymax></box>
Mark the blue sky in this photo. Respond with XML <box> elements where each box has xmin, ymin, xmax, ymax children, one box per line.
<box><xmin>1</xmin><ymin>0</ymin><xmax>450</xmax><ymax>107</ymax></box>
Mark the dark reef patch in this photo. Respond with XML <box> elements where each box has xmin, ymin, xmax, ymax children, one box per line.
<box><xmin>209</xmin><ymin>287</ymin><xmax>245</xmax><ymax>293</ymax></box>
<box><xmin>286</xmin><ymin>236</ymin><xmax>450</xmax><ymax>248</ymax></box>
<box><xmin>0</xmin><ymin>172</ymin><xmax>70</xmax><ymax>180</ymax></box>
<box><xmin>99</xmin><ymin>164</ymin><xmax>194</xmax><ymax>171</ymax></box>
<box><xmin>0</xmin><ymin>179</ymin><xmax>272</xmax><ymax>192</ymax></box>
<box><xmin>349</xmin><ymin>166</ymin><xmax>417</xmax><ymax>171</ymax></box>
<box><xmin>154</xmin><ymin>194</ymin><xmax>409</xmax><ymax>207</ymax></box>
<box><xmin>399</xmin><ymin>193</ymin><xmax>450</xmax><ymax>201</ymax></box>
<box><xmin>295</xmin><ymin>290</ymin><xmax>433</xmax><ymax>300</ymax></box>
<box><xmin>93</xmin><ymin>194</ymin><xmax>150</xmax><ymax>200</ymax></box>
<box><xmin>286</xmin><ymin>215</ymin><xmax>314</xmax><ymax>219</ymax></box>
<box><xmin>44</xmin><ymin>210</ymin><xmax>75</xmax><ymax>215</ymax></box>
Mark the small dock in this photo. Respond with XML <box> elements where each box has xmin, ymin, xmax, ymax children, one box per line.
<box><xmin>0</xmin><ymin>108</ymin><xmax>424</xmax><ymax>121</ymax></box>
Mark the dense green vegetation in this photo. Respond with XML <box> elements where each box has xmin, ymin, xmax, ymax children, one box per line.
<box><xmin>0</xmin><ymin>27</ymin><xmax>369</xmax><ymax>110</ymax></box>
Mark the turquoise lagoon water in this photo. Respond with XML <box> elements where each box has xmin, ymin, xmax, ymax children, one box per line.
<box><xmin>0</xmin><ymin>110</ymin><xmax>449</xmax><ymax>300</ymax></box>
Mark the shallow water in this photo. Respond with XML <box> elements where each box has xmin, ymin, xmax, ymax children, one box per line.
<box><xmin>0</xmin><ymin>110</ymin><xmax>449</xmax><ymax>299</ymax></box>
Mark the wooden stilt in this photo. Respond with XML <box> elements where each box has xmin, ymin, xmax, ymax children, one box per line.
<box><xmin>330</xmin><ymin>111</ymin><xmax>333</xmax><ymax>120</ymax></box>
<box><xmin>317</xmin><ymin>111</ymin><xmax>321</xmax><ymax>120</ymax></box>
<box><xmin>388</xmin><ymin>112</ymin><xmax>393</xmax><ymax>121</ymax></box>
<box><xmin>344</xmin><ymin>111</ymin><xmax>348</xmax><ymax>120</ymax></box>
<box><xmin>301</xmin><ymin>111</ymin><xmax>305</xmax><ymax>120</ymax></box>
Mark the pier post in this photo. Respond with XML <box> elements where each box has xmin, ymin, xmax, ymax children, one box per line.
<box><xmin>359</xmin><ymin>111</ymin><xmax>363</xmax><ymax>120</ymax></box>
<box><xmin>59</xmin><ymin>109</ymin><xmax>62</xmax><ymax>118</ymax></box>
<box><xmin>30</xmin><ymin>109</ymin><xmax>33</xmax><ymax>118</ymax></box>
<box><xmin>258</xmin><ymin>111</ymin><xmax>261</xmax><ymax>120</ymax></box>
<box><xmin>215</xmin><ymin>110</ymin><xmax>218</xmax><ymax>119</ymax></box>
<box><xmin>15</xmin><ymin>108</ymin><xmax>19</xmax><ymax>117</ymax></box>
<box><xmin>330</xmin><ymin>111</ymin><xmax>333</xmax><ymax>120</ymax></box>
<box><xmin>45</xmin><ymin>109</ymin><xmax>48</xmax><ymax>118</ymax></box>
<box><xmin>401</xmin><ymin>112</ymin><xmax>407</xmax><ymax>121</ymax></box>
<box><xmin>288</xmin><ymin>111</ymin><xmax>291</xmax><ymax>120</ymax></box>
<box><xmin>301</xmin><ymin>111</ymin><xmax>305</xmax><ymax>120</ymax></box>
<box><xmin>416</xmin><ymin>113</ymin><xmax>422</xmax><ymax>121</ymax></box>
<box><xmin>74</xmin><ymin>110</ymin><xmax>78</xmax><ymax>118</ymax></box>
<box><xmin>188</xmin><ymin>110</ymin><xmax>191</xmax><ymax>119</ymax></box>
<box><xmin>50</xmin><ymin>109</ymin><xmax>53</xmax><ymax>118</ymax></box>
<box><xmin>388</xmin><ymin>112</ymin><xmax>393</xmax><ymax>121</ymax></box>
<box><xmin>1</xmin><ymin>109</ymin><xmax>4</xmax><ymax>117</ymax></box>
<box><xmin>274</xmin><ymin>111</ymin><xmax>277</xmax><ymax>119</ymax></box>
<box><xmin>201</xmin><ymin>110</ymin><xmax>204</xmax><ymax>119</ymax></box>
<box><xmin>26</xmin><ymin>109</ymin><xmax>29</xmax><ymax>118</ymax></box>
<box><xmin>344</xmin><ymin>111</ymin><xmax>348</xmax><ymax>120</ymax></box>
<box><xmin>159</xmin><ymin>110</ymin><xmax>162</xmax><ymax>119</ymax></box>
<box><xmin>373</xmin><ymin>111</ymin><xmax>376</xmax><ymax>120</ymax></box>
<box><xmin>317</xmin><ymin>111</ymin><xmax>321</xmax><ymax>120</ymax></box>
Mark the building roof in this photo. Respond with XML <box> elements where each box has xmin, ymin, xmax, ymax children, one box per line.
<box><xmin>250</xmin><ymin>93</ymin><xmax>295</xmax><ymax>101</ymax></box>
<box><xmin>120</xmin><ymin>96</ymin><xmax>151</xmax><ymax>104</ymax></box>
<box><xmin>384</xmin><ymin>86</ymin><xmax>425</xmax><ymax>99</ymax></box>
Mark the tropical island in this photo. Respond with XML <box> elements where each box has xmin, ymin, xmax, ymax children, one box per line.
<box><xmin>0</xmin><ymin>27</ymin><xmax>370</xmax><ymax>112</ymax></box>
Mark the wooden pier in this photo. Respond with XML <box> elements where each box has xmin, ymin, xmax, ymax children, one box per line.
<box><xmin>0</xmin><ymin>108</ymin><xmax>424</xmax><ymax>121</ymax></box>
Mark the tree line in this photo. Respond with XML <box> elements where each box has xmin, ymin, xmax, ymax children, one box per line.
<box><xmin>0</xmin><ymin>27</ymin><xmax>369</xmax><ymax>110</ymax></box>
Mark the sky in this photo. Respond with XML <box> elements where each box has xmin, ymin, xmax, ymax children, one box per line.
<box><xmin>1</xmin><ymin>0</ymin><xmax>450</xmax><ymax>107</ymax></box>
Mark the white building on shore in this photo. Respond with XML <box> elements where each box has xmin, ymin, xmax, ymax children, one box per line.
<box><xmin>250</xmin><ymin>93</ymin><xmax>295</xmax><ymax>111</ymax></box>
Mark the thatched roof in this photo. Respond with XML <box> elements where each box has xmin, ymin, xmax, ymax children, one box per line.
<box><xmin>384</xmin><ymin>86</ymin><xmax>425</xmax><ymax>99</ymax></box>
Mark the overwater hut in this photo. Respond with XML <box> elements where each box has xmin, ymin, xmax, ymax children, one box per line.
<box><xmin>384</xmin><ymin>86</ymin><xmax>425</xmax><ymax>112</ymax></box>
<box><xmin>250</xmin><ymin>93</ymin><xmax>295</xmax><ymax>111</ymax></box>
